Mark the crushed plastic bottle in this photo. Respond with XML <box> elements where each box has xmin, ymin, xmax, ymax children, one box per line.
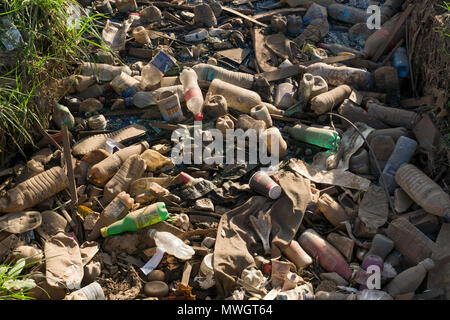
<box><xmin>148</xmin><ymin>229</ymin><xmax>195</xmax><ymax>260</ymax></box>
<box><xmin>141</xmin><ymin>51</ymin><xmax>177</xmax><ymax>88</ymax></box>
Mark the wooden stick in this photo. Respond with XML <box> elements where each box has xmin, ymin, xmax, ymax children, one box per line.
<box><xmin>35</xmin><ymin>121</ymin><xmax>63</xmax><ymax>152</ymax></box>
<box><xmin>221</xmin><ymin>6</ymin><xmax>268</xmax><ymax>28</ymax></box>
<box><xmin>62</xmin><ymin>125</ymin><xmax>78</xmax><ymax>210</ymax></box>
<box><xmin>251</xmin><ymin>7</ymin><xmax>306</xmax><ymax>22</ymax></box>
<box><xmin>372</xmin><ymin>4</ymin><xmax>414</xmax><ymax>62</ymax></box>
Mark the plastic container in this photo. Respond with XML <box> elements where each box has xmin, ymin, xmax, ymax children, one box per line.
<box><xmin>148</xmin><ymin>229</ymin><xmax>195</xmax><ymax>260</ymax></box>
<box><xmin>284</xmin><ymin>124</ymin><xmax>340</xmax><ymax>150</ymax></box>
<box><xmin>102</xmin><ymin>19</ymin><xmax>131</xmax><ymax>51</ymax></box>
<box><xmin>373</xmin><ymin>66</ymin><xmax>400</xmax><ymax>101</ymax></box>
<box><xmin>87</xmin><ymin>191</ymin><xmax>134</xmax><ymax>240</ymax></box>
<box><xmin>328</xmin><ymin>4</ymin><xmax>367</xmax><ymax>24</ymax></box>
<box><xmin>0</xmin><ymin>167</ymin><xmax>69</xmax><ymax>213</ymax></box>
<box><xmin>357</xmin><ymin>289</ymin><xmax>393</xmax><ymax>300</ymax></box>
<box><xmin>310</xmin><ymin>85</ymin><xmax>352</xmax><ymax>115</ymax></box>
<box><xmin>129</xmin><ymin>85</ymin><xmax>184</xmax><ymax>109</ymax></box>
<box><xmin>297</xmin><ymin>73</ymin><xmax>315</xmax><ymax>107</ymax></box>
<box><xmin>184</xmin><ymin>28</ymin><xmax>208</xmax><ymax>42</ymax></box>
<box><xmin>260</xmin><ymin>127</ymin><xmax>288</xmax><ymax>158</ymax></box>
<box><xmin>103</xmin><ymin>154</ymin><xmax>147</xmax><ymax>202</ymax></box>
<box><xmin>89</xmin><ymin>141</ymin><xmax>149</xmax><ymax>186</ymax></box>
<box><xmin>132</xmin><ymin>26</ymin><xmax>150</xmax><ymax>45</ymax></box>
<box><xmin>363</xmin><ymin>13</ymin><xmax>405</xmax><ymax>59</ymax></box>
<box><xmin>250</xmin><ymin>104</ymin><xmax>272</xmax><ymax>128</ymax></box>
<box><xmin>391</xmin><ymin>47</ymin><xmax>410</xmax><ymax>78</ymax></box>
<box><xmin>76</xmin><ymin>84</ymin><xmax>108</xmax><ymax>99</ymax></box>
<box><xmin>110</xmin><ymin>72</ymin><xmax>140</xmax><ymax>98</ymax></box>
<box><xmin>317</xmin><ymin>193</ymin><xmax>350</xmax><ymax>229</ymax></box>
<box><xmin>192</xmin><ymin>64</ymin><xmax>254</xmax><ymax>89</ymax></box>
<box><xmin>395</xmin><ymin>164</ymin><xmax>450</xmax><ymax>218</ymax></box>
<box><xmin>338</xmin><ymin>99</ymin><xmax>390</xmax><ymax>130</ymax></box>
<box><xmin>379</xmin><ymin>136</ymin><xmax>417</xmax><ymax>192</ymax></box>
<box><xmin>271</xmin><ymin>14</ymin><xmax>287</xmax><ymax>34</ymax></box>
<box><xmin>275</xmin><ymin>82</ymin><xmax>296</xmax><ymax>109</ymax></box>
<box><xmin>380</xmin><ymin>0</ymin><xmax>404</xmax><ymax>24</ymax></box>
<box><xmin>63</xmin><ymin>75</ymin><xmax>97</xmax><ymax>93</ymax></box>
<box><xmin>283</xmin><ymin>240</ymin><xmax>313</xmax><ymax>270</ymax></box>
<box><xmin>139</xmin><ymin>5</ymin><xmax>162</xmax><ymax>23</ymax></box>
<box><xmin>303</xmin><ymin>3</ymin><xmax>327</xmax><ymax>25</ymax></box>
<box><xmin>81</xmin><ymin>62</ymin><xmax>132</xmax><ymax>82</ymax></box>
<box><xmin>298</xmin><ymin>229</ymin><xmax>353</xmax><ymax>279</ymax></box>
<box><xmin>64</xmin><ymin>282</ymin><xmax>105</xmax><ymax>300</ymax></box>
<box><xmin>115</xmin><ymin>0</ymin><xmax>137</xmax><ymax>13</ymax></box>
<box><xmin>156</xmin><ymin>90</ymin><xmax>184</xmax><ymax>121</ymax></box>
<box><xmin>178</xmin><ymin>172</ymin><xmax>216</xmax><ymax>200</ymax></box>
<box><xmin>141</xmin><ymin>51</ymin><xmax>177</xmax><ymax>88</ymax></box>
<box><xmin>367</xmin><ymin>234</ymin><xmax>394</xmax><ymax>260</ymax></box>
<box><xmin>366</xmin><ymin>102</ymin><xmax>420</xmax><ymax>129</ymax></box>
<box><xmin>306</xmin><ymin>63</ymin><xmax>372</xmax><ymax>90</ymax></box>
<box><xmin>348</xmin><ymin>23</ymin><xmax>374</xmax><ymax>45</ymax></box>
<box><xmin>53</xmin><ymin>103</ymin><xmax>75</xmax><ymax>129</ymax></box>
<box><xmin>87</xmin><ymin>114</ymin><xmax>107</xmax><ymax>130</ymax></box>
<box><xmin>194</xmin><ymin>3</ymin><xmax>217</xmax><ymax>27</ymax></box>
<box><xmin>101</xmin><ymin>202</ymin><xmax>169</xmax><ymax>237</ymax></box>
<box><xmin>248</xmin><ymin>171</ymin><xmax>282</xmax><ymax>200</ymax></box>
<box><xmin>385</xmin><ymin>258</ymin><xmax>435</xmax><ymax>296</ymax></box>
<box><xmin>180</xmin><ymin>67</ymin><xmax>204</xmax><ymax>121</ymax></box>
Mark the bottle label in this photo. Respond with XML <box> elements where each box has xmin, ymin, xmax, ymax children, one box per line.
<box><xmin>121</xmin><ymin>86</ymin><xmax>138</xmax><ymax>98</ymax></box>
<box><xmin>151</xmin><ymin>51</ymin><xmax>175</xmax><ymax>74</ymax></box>
<box><xmin>184</xmin><ymin>87</ymin><xmax>202</xmax><ymax>102</ymax></box>
<box><xmin>135</xmin><ymin>208</ymin><xmax>159</xmax><ymax>229</ymax></box>
<box><xmin>104</xmin><ymin>197</ymin><xmax>129</xmax><ymax>222</ymax></box>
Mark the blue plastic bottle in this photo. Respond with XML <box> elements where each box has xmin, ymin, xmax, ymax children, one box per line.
<box><xmin>392</xmin><ymin>47</ymin><xmax>410</xmax><ymax>78</ymax></box>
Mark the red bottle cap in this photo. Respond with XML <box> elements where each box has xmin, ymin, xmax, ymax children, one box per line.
<box><xmin>178</xmin><ymin>172</ymin><xmax>194</xmax><ymax>184</ymax></box>
<box><xmin>194</xmin><ymin>113</ymin><xmax>204</xmax><ymax>121</ymax></box>
<box><xmin>262</xmin><ymin>263</ymin><xmax>272</xmax><ymax>276</ymax></box>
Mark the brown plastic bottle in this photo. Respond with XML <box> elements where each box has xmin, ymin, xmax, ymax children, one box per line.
<box><xmin>63</xmin><ymin>75</ymin><xmax>97</xmax><ymax>94</ymax></box>
<box><xmin>87</xmin><ymin>191</ymin><xmax>134</xmax><ymax>241</ymax></box>
<box><xmin>89</xmin><ymin>141</ymin><xmax>149</xmax><ymax>186</ymax></box>
<box><xmin>0</xmin><ymin>167</ymin><xmax>69</xmax><ymax>213</ymax></box>
<box><xmin>384</xmin><ymin>258</ymin><xmax>435</xmax><ymax>296</ymax></box>
<box><xmin>363</xmin><ymin>13</ymin><xmax>405</xmax><ymax>59</ymax></box>
<box><xmin>395</xmin><ymin>164</ymin><xmax>450</xmax><ymax>218</ymax></box>
<box><xmin>366</xmin><ymin>102</ymin><xmax>420</xmax><ymax>129</ymax></box>
<box><xmin>310</xmin><ymin>85</ymin><xmax>352</xmax><ymax>115</ymax></box>
<box><xmin>317</xmin><ymin>193</ymin><xmax>350</xmax><ymax>229</ymax></box>
<box><xmin>103</xmin><ymin>154</ymin><xmax>147</xmax><ymax>203</ymax></box>
<box><xmin>338</xmin><ymin>99</ymin><xmax>389</xmax><ymax>130</ymax></box>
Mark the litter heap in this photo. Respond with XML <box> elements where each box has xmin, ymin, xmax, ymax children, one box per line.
<box><xmin>0</xmin><ymin>0</ymin><xmax>449</xmax><ymax>301</ymax></box>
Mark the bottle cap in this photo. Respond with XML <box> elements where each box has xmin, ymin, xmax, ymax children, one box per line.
<box><xmin>100</xmin><ymin>227</ymin><xmax>108</xmax><ymax>238</ymax></box>
<box><xmin>178</xmin><ymin>172</ymin><xmax>194</xmax><ymax>184</ymax></box>
<box><xmin>195</xmin><ymin>113</ymin><xmax>204</xmax><ymax>121</ymax></box>
<box><xmin>156</xmin><ymin>202</ymin><xmax>169</xmax><ymax>221</ymax></box>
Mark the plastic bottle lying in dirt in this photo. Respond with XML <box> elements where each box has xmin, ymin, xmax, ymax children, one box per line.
<box><xmin>384</xmin><ymin>258</ymin><xmax>435</xmax><ymax>296</ymax></box>
<box><xmin>373</xmin><ymin>66</ymin><xmax>400</xmax><ymax>103</ymax></box>
<box><xmin>365</xmin><ymin>102</ymin><xmax>420</xmax><ymax>129</ymax></box>
<box><xmin>110</xmin><ymin>72</ymin><xmax>140</xmax><ymax>98</ymax></box>
<box><xmin>87</xmin><ymin>191</ymin><xmax>134</xmax><ymax>240</ymax></box>
<box><xmin>328</xmin><ymin>3</ymin><xmax>368</xmax><ymax>24</ymax></box>
<box><xmin>64</xmin><ymin>282</ymin><xmax>105</xmax><ymax>300</ymax></box>
<box><xmin>298</xmin><ymin>229</ymin><xmax>353</xmax><ymax>279</ymax></box>
<box><xmin>180</xmin><ymin>67</ymin><xmax>204</xmax><ymax>120</ymax></box>
<box><xmin>129</xmin><ymin>85</ymin><xmax>185</xmax><ymax>109</ymax></box>
<box><xmin>156</xmin><ymin>90</ymin><xmax>184</xmax><ymax>122</ymax></box>
<box><xmin>81</xmin><ymin>62</ymin><xmax>132</xmax><ymax>82</ymax></box>
<box><xmin>395</xmin><ymin>164</ymin><xmax>450</xmax><ymax>218</ymax></box>
<box><xmin>305</xmin><ymin>62</ymin><xmax>373</xmax><ymax>90</ymax></box>
<box><xmin>260</xmin><ymin>127</ymin><xmax>288</xmax><ymax>158</ymax></box>
<box><xmin>62</xmin><ymin>74</ymin><xmax>97</xmax><ymax>94</ymax></box>
<box><xmin>379</xmin><ymin>136</ymin><xmax>417</xmax><ymax>193</ymax></box>
<box><xmin>391</xmin><ymin>47</ymin><xmax>410</xmax><ymax>78</ymax></box>
<box><xmin>338</xmin><ymin>99</ymin><xmax>390</xmax><ymax>130</ymax></box>
<box><xmin>75</xmin><ymin>83</ymin><xmax>109</xmax><ymax>99</ymax></box>
<box><xmin>141</xmin><ymin>51</ymin><xmax>177</xmax><ymax>88</ymax></box>
<box><xmin>132</xmin><ymin>26</ymin><xmax>151</xmax><ymax>45</ymax></box>
<box><xmin>0</xmin><ymin>166</ymin><xmax>69</xmax><ymax>213</ymax></box>
<box><xmin>193</xmin><ymin>64</ymin><xmax>254</xmax><ymax>89</ymax></box>
<box><xmin>101</xmin><ymin>202</ymin><xmax>169</xmax><ymax>237</ymax></box>
<box><xmin>380</xmin><ymin>0</ymin><xmax>405</xmax><ymax>24</ymax></box>
<box><xmin>284</xmin><ymin>124</ymin><xmax>340</xmax><ymax>150</ymax></box>
<box><xmin>178</xmin><ymin>172</ymin><xmax>216</xmax><ymax>200</ymax></box>
<box><xmin>310</xmin><ymin>85</ymin><xmax>352</xmax><ymax>115</ymax></box>
<box><xmin>103</xmin><ymin>154</ymin><xmax>147</xmax><ymax>202</ymax></box>
<box><xmin>283</xmin><ymin>240</ymin><xmax>313</xmax><ymax>270</ymax></box>
<box><xmin>89</xmin><ymin>141</ymin><xmax>149</xmax><ymax>186</ymax></box>
<box><xmin>149</xmin><ymin>229</ymin><xmax>195</xmax><ymax>260</ymax></box>
<box><xmin>303</xmin><ymin>3</ymin><xmax>327</xmax><ymax>25</ymax></box>
<box><xmin>317</xmin><ymin>193</ymin><xmax>350</xmax><ymax>229</ymax></box>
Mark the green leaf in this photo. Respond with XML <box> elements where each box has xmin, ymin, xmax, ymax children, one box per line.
<box><xmin>3</xmin><ymin>278</ymin><xmax>36</xmax><ymax>291</ymax></box>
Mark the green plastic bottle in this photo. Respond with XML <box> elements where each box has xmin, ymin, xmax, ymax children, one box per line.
<box><xmin>100</xmin><ymin>202</ymin><xmax>169</xmax><ymax>237</ymax></box>
<box><xmin>283</xmin><ymin>124</ymin><xmax>340</xmax><ymax>150</ymax></box>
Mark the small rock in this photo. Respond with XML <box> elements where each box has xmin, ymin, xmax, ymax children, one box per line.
<box><xmin>201</xmin><ymin>236</ymin><xmax>216</xmax><ymax>249</ymax></box>
<box><xmin>195</xmin><ymin>198</ymin><xmax>215</xmax><ymax>212</ymax></box>
<box><xmin>83</xmin><ymin>212</ymin><xmax>100</xmax><ymax>231</ymax></box>
<box><xmin>144</xmin><ymin>281</ymin><xmax>169</xmax><ymax>297</ymax></box>
<box><xmin>147</xmin><ymin>270</ymin><xmax>165</xmax><ymax>282</ymax></box>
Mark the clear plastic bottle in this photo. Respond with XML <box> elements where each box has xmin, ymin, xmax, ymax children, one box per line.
<box><xmin>180</xmin><ymin>67</ymin><xmax>204</xmax><ymax>120</ymax></box>
<box><xmin>305</xmin><ymin>63</ymin><xmax>373</xmax><ymax>90</ymax></box>
<box><xmin>395</xmin><ymin>164</ymin><xmax>450</xmax><ymax>218</ymax></box>
<box><xmin>391</xmin><ymin>47</ymin><xmax>410</xmax><ymax>78</ymax></box>
<box><xmin>192</xmin><ymin>63</ymin><xmax>254</xmax><ymax>89</ymax></box>
<box><xmin>184</xmin><ymin>28</ymin><xmax>209</xmax><ymax>42</ymax></box>
<box><xmin>148</xmin><ymin>229</ymin><xmax>195</xmax><ymax>260</ymax></box>
<box><xmin>141</xmin><ymin>51</ymin><xmax>177</xmax><ymax>88</ymax></box>
<box><xmin>81</xmin><ymin>62</ymin><xmax>132</xmax><ymax>82</ymax></box>
<box><xmin>379</xmin><ymin>136</ymin><xmax>417</xmax><ymax>192</ymax></box>
<box><xmin>328</xmin><ymin>3</ymin><xmax>368</xmax><ymax>24</ymax></box>
<box><xmin>274</xmin><ymin>82</ymin><xmax>296</xmax><ymax>109</ymax></box>
<box><xmin>310</xmin><ymin>85</ymin><xmax>352</xmax><ymax>115</ymax></box>
<box><xmin>53</xmin><ymin>103</ymin><xmax>75</xmax><ymax>129</ymax></box>
<box><xmin>128</xmin><ymin>85</ymin><xmax>185</xmax><ymax>109</ymax></box>
<box><xmin>110</xmin><ymin>72</ymin><xmax>140</xmax><ymax>98</ymax></box>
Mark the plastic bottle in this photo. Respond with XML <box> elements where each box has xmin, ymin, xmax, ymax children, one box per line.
<box><xmin>81</xmin><ymin>62</ymin><xmax>132</xmax><ymax>82</ymax></box>
<box><xmin>379</xmin><ymin>136</ymin><xmax>417</xmax><ymax>192</ymax></box>
<box><xmin>102</xmin><ymin>19</ymin><xmax>131</xmax><ymax>51</ymax></box>
<box><xmin>305</xmin><ymin>63</ymin><xmax>373</xmax><ymax>90</ymax></box>
<box><xmin>395</xmin><ymin>164</ymin><xmax>450</xmax><ymax>218</ymax></box>
<box><xmin>132</xmin><ymin>26</ymin><xmax>151</xmax><ymax>45</ymax></box>
<box><xmin>348</xmin><ymin>23</ymin><xmax>375</xmax><ymax>46</ymax></box>
<box><xmin>184</xmin><ymin>28</ymin><xmax>209</xmax><ymax>42</ymax></box>
<box><xmin>380</xmin><ymin>0</ymin><xmax>404</xmax><ymax>24</ymax></box>
<box><xmin>250</xmin><ymin>104</ymin><xmax>272</xmax><ymax>128</ymax></box>
<box><xmin>310</xmin><ymin>85</ymin><xmax>352</xmax><ymax>115</ymax></box>
<box><xmin>366</xmin><ymin>234</ymin><xmax>394</xmax><ymax>260</ymax></box>
<box><xmin>366</xmin><ymin>102</ymin><xmax>420</xmax><ymax>129</ymax></box>
<box><xmin>275</xmin><ymin>82</ymin><xmax>296</xmax><ymax>109</ymax></box>
<box><xmin>178</xmin><ymin>172</ymin><xmax>216</xmax><ymax>200</ymax></box>
<box><xmin>115</xmin><ymin>0</ymin><xmax>137</xmax><ymax>13</ymax></box>
<box><xmin>87</xmin><ymin>191</ymin><xmax>134</xmax><ymax>240</ymax></box>
<box><xmin>157</xmin><ymin>90</ymin><xmax>184</xmax><ymax>122</ymax></box>
<box><xmin>384</xmin><ymin>258</ymin><xmax>435</xmax><ymax>295</ymax></box>
<box><xmin>338</xmin><ymin>100</ymin><xmax>389</xmax><ymax>130</ymax></box>
<box><xmin>357</xmin><ymin>289</ymin><xmax>393</xmax><ymax>300</ymax></box>
<box><xmin>298</xmin><ymin>229</ymin><xmax>353</xmax><ymax>279</ymax></box>
<box><xmin>293</xmin><ymin>18</ymin><xmax>329</xmax><ymax>48</ymax></box>
<box><xmin>283</xmin><ymin>240</ymin><xmax>313</xmax><ymax>270</ymax></box>
<box><xmin>53</xmin><ymin>103</ymin><xmax>75</xmax><ymax>129</ymax></box>
<box><xmin>328</xmin><ymin>3</ymin><xmax>367</xmax><ymax>24</ymax></box>
<box><xmin>297</xmin><ymin>73</ymin><xmax>315</xmax><ymax>107</ymax></box>
<box><xmin>363</xmin><ymin>13</ymin><xmax>405</xmax><ymax>59</ymax></box>
<box><xmin>139</xmin><ymin>5</ymin><xmax>162</xmax><ymax>23</ymax></box>
<box><xmin>317</xmin><ymin>193</ymin><xmax>350</xmax><ymax>228</ymax></box>
<box><xmin>391</xmin><ymin>47</ymin><xmax>410</xmax><ymax>78</ymax></box>
<box><xmin>64</xmin><ymin>282</ymin><xmax>105</xmax><ymax>300</ymax></box>
<box><xmin>129</xmin><ymin>85</ymin><xmax>185</xmax><ymax>109</ymax></box>
<box><xmin>63</xmin><ymin>75</ymin><xmax>97</xmax><ymax>94</ymax></box>
<box><xmin>315</xmin><ymin>291</ymin><xmax>357</xmax><ymax>300</ymax></box>
<box><xmin>75</xmin><ymin>84</ymin><xmax>109</xmax><ymax>99</ymax></box>
<box><xmin>284</xmin><ymin>124</ymin><xmax>340</xmax><ymax>150</ymax></box>
<box><xmin>148</xmin><ymin>229</ymin><xmax>195</xmax><ymax>260</ymax></box>
<box><xmin>260</xmin><ymin>127</ymin><xmax>288</xmax><ymax>158</ymax></box>
<box><xmin>89</xmin><ymin>141</ymin><xmax>149</xmax><ymax>186</ymax></box>
<box><xmin>103</xmin><ymin>154</ymin><xmax>147</xmax><ymax>202</ymax></box>
<box><xmin>110</xmin><ymin>72</ymin><xmax>140</xmax><ymax>98</ymax></box>
<box><xmin>194</xmin><ymin>3</ymin><xmax>217</xmax><ymax>27</ymax></box>
<box><xmin>0</xmin><ymin>166</ymin><xmax>69</xmax><ymax>213</ymax></box>
<box><xmin>349</xmin><ymin>148</ymin><xmax>370</xmax><ymax>174</ymax></box>
<box><xmin>192</xmin><ymin>64</ymin><xmax>254</xmax><ymax>89</ymax></box>
<box><xmin>303</xmin><ymin>3</ymin><xmax>327</xmax><ymax>25</ymax></box>
<box><xmin>101</xmin><ymin>202</ymin><xmax>169</xmax><ymax>237</ymax></box>
<box><xmin>87</xmin><ymin>114</ymin><xmax>107</xmax><ymax>130</ymax></box>
<box><xmin>141</xmin><ymin>51</ymin><xmax>177</xmax><ymax>88</ymax></box>
<box><xmin>180</xmin><ymin>67</ymin><xmax>204</xmax><ymax>121</ymax></box>
<box><xmin>317</xmin><ymin>43</ymin><xmax>361</xmax><ymax>57</ymax></box>
<box><xmin>373</xmin><ymin>66</ymin><xmax>400</xmax><ymax>102</ymax></box>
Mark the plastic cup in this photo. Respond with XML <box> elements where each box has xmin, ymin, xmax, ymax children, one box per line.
<box><xmin>249</xmin><ymin>171</ymin><xmax>282</xmax><ymax>200</ymax></box>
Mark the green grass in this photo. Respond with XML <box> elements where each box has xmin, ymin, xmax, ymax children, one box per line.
<box><xmin>0</xmin><ymin>0</ymin><xmax>110</xmax><ymax>166</ymax></box>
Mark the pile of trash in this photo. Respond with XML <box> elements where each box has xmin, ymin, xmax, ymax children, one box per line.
<box><xmin>0</xmin><ymin>0</ymin><xmax>449</xmax><ymax>301</ymax></box>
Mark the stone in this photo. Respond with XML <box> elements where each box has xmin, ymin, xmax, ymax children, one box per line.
<box><xmin>195</xmin><ymin>198</ymin><xmax>215</xmax><ymax>212</ymax></box>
